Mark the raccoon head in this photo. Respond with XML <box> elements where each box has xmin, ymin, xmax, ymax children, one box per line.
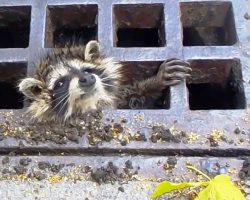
<box><xmin>19</xmin><ymin>41</ymin><xmax>122</xmax><ymax>122</ymax></box>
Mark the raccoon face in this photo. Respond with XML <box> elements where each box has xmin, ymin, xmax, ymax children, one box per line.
<box><xmin>18</xmin><ymin>41</ymin><xmax>122</xmax><ymax>122</ymax></box>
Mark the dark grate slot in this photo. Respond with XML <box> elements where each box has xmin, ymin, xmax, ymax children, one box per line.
<box><xmin>187</xmin><ymin>59</ymin><xmax>245</xmax><ymax>110</ymax></box>
<box><xmin>116</xmin><ymin>28</ymin><xmax>160</xmax><ymax>47</ymax></box>
<box><xmin>0</xmin><ymin>62</ymin><xmax>27</xmax><ymax>109</ymax></box>
<box><xmin>119</xmin><ymin>61</ymin><xmax>170</xmax><ymax>109</ymax></box>
<box><xmin>180</xmin><ymin>2</ymin><xmax>237</xmax><ymax>46</ymax></box>
<box><xmin>113</xmin><ymin>4</ymin><xmax>165</xmax><ymax>47</ymax></box>
<box><xmin>45</xmin><ymin>4</ymin><xmax>98</xmax><ymax>48</ymax></box>
<box><xmin>0</xmin><ymin>6</ymin><xmax>31</xmax><ymax>48</ymax></box>
<box><xmin>53</xmin><ymin>26</ymin><xmax>97</xmax><ymax>47</ymax></box>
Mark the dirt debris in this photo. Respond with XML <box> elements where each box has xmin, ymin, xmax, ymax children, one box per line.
<box><xmin>13</xmin><ymin>165</ymin><xmax>27</xmax><ymax>175</ymax></box>
<box><xmin>0</xmin><ymin>120</ymin><xmax>85</xmax><ymax>145</ymax></box>
<box><xmin>0</xmin><ymin>156</ymin><xmax>142</xmax><ymax>185</ymax></box>
<box><xmin>19</xmin><ymin>158</ymin><xmax>32</xmax><ymax>166</ymax></box>
<box><xmin>90</xmin><ymin>162</ymin><xmax>119</xmax><ymax>184</ymax></box>
<box><xmin>125</xmin><ymin>160</ymin><xmax>133</xmax><ymax>169</ymax></box>
<box><xmin>32</xmin><ymin>171</ymin><xmax>47</xmax><ymax>180</ymax></box>
<box><xmin>239</xmin><ymin>158</ymin><xmax>250</xmax><ymax>180</ymax></box>
<box><xmin>50</xmin><ymin>164</ymin><xmax>65</xmax><ymax>173</ymax></box>
<box><xmin>38</xmin><ymin>162</ymin><xmax>51</xmax><ymax>170</ymax></box>
<box><xmin>134</xmin><ymin>131</ymin><xmax>147</xmax><ymax>141</ymax></box>
<box><xmin>207</xmin><ymin>130</ymin><xmax>225</xmax><ymax>147</ymax></box>
<box><xmin>90</xmin><ymin>160</ymin><xmax>138</xmax><ymax>185</ymax></box>
<box><xmin>234</xmin><ymin>127</ymin><xmax>246</xmax><ymax>136</ymax></box>
<box><xmin>2</xmin><ymin>156</ymin><xmax>9</xmax><ymax>165</ymax></box>
<box><xmin>234</xmin><ymin>127</ymin><xmax>241</xmax><ymax>134</ymax></box>
<box><xmin>0</xmin><ymin>109</ymin><xmax>149</xmax><ymax>147</ymax></box>
<box><xmin>118</xmin><ymin>186</ymin><xmax>125</xmax><ymax>192</ymax></box>
<box><xmin>163</xmin><ymin>157</ymin><xmax>177</xmax><ymax>170</ymax></box>
<box><xmin>244</xmin><ymin>12</ymin><xmax>250</xmax><ymax>20</ymax></box>
<box><xmin>86</xmin><ymin>110</ymin><xmax>147</xmax><ymax>146</ymax></box>
<box><xmin>150</xmin><ymin>126</ymin><xmax>186</xmax><ymax>143</ymax></box>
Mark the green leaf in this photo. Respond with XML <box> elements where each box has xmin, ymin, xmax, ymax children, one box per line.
<box><xmin>195</xmin><ymin>175</ymin><xmax>246</xmax><ymax>200</ymax></box>
<box><xmin>151</xmin><ymin>181</ymin><xmax>205</xmax><ymax>199</ymax></box>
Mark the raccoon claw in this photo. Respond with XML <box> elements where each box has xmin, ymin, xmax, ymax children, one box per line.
<box><xmin>158</xmin><ymin>58</ymin><xmax>192</xmax><ymax>86</ymax></box>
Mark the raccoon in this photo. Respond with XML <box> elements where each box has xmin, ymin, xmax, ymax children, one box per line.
<box><xmin>18</xmin><ymin>41</ymin><xmax>191</xmax><ymax>122</ymax></box>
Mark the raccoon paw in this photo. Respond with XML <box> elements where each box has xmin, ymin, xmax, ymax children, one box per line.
<box><xmin>157</xmin><ymin>58</ymin><xmax>192</xmax><ymax>86</ymax></box>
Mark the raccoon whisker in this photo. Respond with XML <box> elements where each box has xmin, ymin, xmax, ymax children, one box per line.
<box><xmin>100</xmin><ymin>78</ymin><xmax>119</xmax><ymax>83</ymax></box>
<box><xmin>101</xmin><ymin>75</ymin><xmax>118</xmax><ymax>80</ymax></box>
<box><xmin>101</xmin><ymin>83</ymin><xmax>119</xmax><ymax>89</ymax></box>
<box><xmin>58</xmin><ymin>96</ymin><xmax>69</xmax><ymax>114</ymax></box>
<box><xmin>51</xmin><ymin>93</ymin><xmax>69</xmax><ymax>110</ymax></box>
<box><xmin>51</xmin><ymin>87</ymin><xmax>81</xmax><ymax>96</ymax></box>
<box><xmin>52</xmin><ymin>96</ymin><xmax>69</xmax><ymax>112</ymax></box>
<box><xmin>100</xmin><ymin>77</ymin><xmax>112</xmax><ymax>81</ymax></box>
<box><xmin>100</xmin><ymin>79</ymin><xmax>118</xmax><ymax>85</ymax></box>
<box><xmin>50</xmin><ymin>92</ymin><xmax>68</xmax><ymax>103</ymax></box>
<box><xmin>52</xmin><ymin>90</ymin><xmax>69</xmax><ymax>96</ymax></box>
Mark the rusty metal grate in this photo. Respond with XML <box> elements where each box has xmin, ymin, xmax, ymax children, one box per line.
<box><xmin>0</xmin><ymin>0</ymin><xmax>248</xmax><ymax>152</ymax></box>
<box><xmin>113</xmin><ymin>4</ymin><xmax>165</xmax><ymax>47</ymax></box>
<box><xmin>0</xmin><ymin>0</ymin><xmax>245</xmax><ymax>112</ymax></box>
<box><xmin>0</xmin><ymin>0</ymin><xmax>249</xmax><ymax>198</ymax></box>
<box><xmin>180</xmin><ymin>1</ymin><xmax>237</xmax><ymax>46</ymax></box>
<box><xmin>45</xmin><ymin>4</ymin><xmax>98</xmax><ymax>47</ymax></box>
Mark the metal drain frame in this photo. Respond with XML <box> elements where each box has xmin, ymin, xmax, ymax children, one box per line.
<box><xmin>0</xmin><ymin>0</ymin><xmax>249</xmax><ymax>156</ymax></box>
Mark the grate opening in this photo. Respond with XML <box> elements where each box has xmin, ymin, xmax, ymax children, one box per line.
<box><xmin>180</xmin><ymin>2</ymin><xmax>237</xmax><ymax>46</ymax></box>
<box><xmin>187</xmin><ymin>59</ymin><xmax>245</xmax><ymax>110</ymax></box>
<box><xmin>45</xmin><ymin>5</ymin><xmax>98</xmax><ymax>48</ymax></box>
<box><xmin>0</xmin><ymin>62</ymin><xmax>27</xmax><ymax>109</ymax></box>
<box><xmin>119</xmin><ymin>61</ymin><xmax>170</xmax><ymax>109</ymax></box>
<box><xmin>113</xmin><ymin>4</ymin><xmax>165</xmax><ymax>47</ymax></box>
<box><xmin>0</xmin><ymin>6</ymin><xmax>31</xmax><ymax>48</ymax></box>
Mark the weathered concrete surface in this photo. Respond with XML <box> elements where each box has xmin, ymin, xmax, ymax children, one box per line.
<box><xmin>0</xmin><ymin>181</ymin><xmax>155</xmax><ymax>200</ymax></box>
<box><xmin>0</xmin><ymin>156</ymin><xmax>245</xmax><ymax>200</ymax></box>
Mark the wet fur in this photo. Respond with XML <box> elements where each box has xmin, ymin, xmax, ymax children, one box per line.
<box><xmin>19</xmin><ymin>41</ymin><xmax>191</xmax><ymax>122</ymax></box>
<box><xmin>19</xmin><ymin>42</ymin><xmax>122</xmax><ymax>122</ymax></box>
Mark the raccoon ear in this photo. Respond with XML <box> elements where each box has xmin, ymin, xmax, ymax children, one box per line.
<box><xmin>85</xmin><ymin>40</ymin><xmax>101</xmax><ymax>61</ymax></box>
<box><xmin>18</xmin><ymin>78</ymin><xmax>44</xmax><ymax>100</ymax></box>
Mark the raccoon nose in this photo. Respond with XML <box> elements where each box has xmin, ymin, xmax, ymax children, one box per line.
<box><xmin>79</xmin><ymin>74</ymin><xmax>96</xmax><ymax>87</ymax></box>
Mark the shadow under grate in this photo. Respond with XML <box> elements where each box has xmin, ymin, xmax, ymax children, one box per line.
<box><xmin>113</xmin><ymin>4</ymin><xmax>165</xmax><ymax>47</ymax></box>
<box><xmin>0</xmin><ymin>6</ymin><xmax>31</xmax><ymax>48</ymax></box>
<box><xmin>0</xmin><ymin>62</ymin><xmax>27</xmax><ymax>109</ymax></box>
<box><xmin>180</xmin><ymin>1</ymin><xmax>237</xmax><ymax>46</ymax></box>
<box><xmin>45</xmin><ymin>4</ymin><xmax>98</xmax><ymax>47</ymax></box>
<box><xmin>187</xmin><ymin>59</ymin><xmax>245</xmax><ymax>110</ymax></box>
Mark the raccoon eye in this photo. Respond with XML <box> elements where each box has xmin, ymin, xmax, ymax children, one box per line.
<box><xmin>57</xmin><ymin>81</ymin><xmax>63</xmax><ymax>87</ymax></box>
<box><xmin>54</xmin><ymin>79</ymin><xmax>65</xmax><ymax>89</ymax></box>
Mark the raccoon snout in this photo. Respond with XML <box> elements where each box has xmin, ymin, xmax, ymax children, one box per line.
<box><xmin>79</xmin><ymin>73</ymin><xmax>96</xmax><ymax>87</ymax></box>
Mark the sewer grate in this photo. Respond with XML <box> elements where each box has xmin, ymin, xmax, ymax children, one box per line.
<box><xmin>0</xmin><ymin>0</ymin><xmax>249</xmax><ymax>198</ymax></box>
<box><xmin>0</xmin><ymin>6</ymin><xmax>31</xmax><ymax>48</ymax></box>
<box><xmin>187</xmin><ymin>59</ymin><xmax>246</xmax><ymax>110</ymax></box>
<box><xmin>113</xmin><ymin>4</ymin><xmax>165</xmax><ymax>47</ymax></box>
<box><xmin>45</xmin><ymin>4</ymin><xmax>98</xmax><ymax>47</ymax></box>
